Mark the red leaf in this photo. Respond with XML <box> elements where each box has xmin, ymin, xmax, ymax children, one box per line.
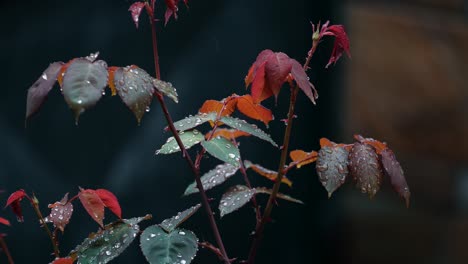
<box><xmin>380</xmin><ymin>148</ymin><xmax>411</xmax><ymax>208</ymax></box>
<box><xmin>95</xmin><ymin>189</ymin><xmax>122</xmax><ymax>219</ymax></box>
<box><xmin>107</xmin><ymin>66</ymin><xmax>119</xmax><ymax>96</ymax></box>
<box><xmin>199</xmin><ymin>97</ymin><xmax>237</xmax><ymax>117</ymax></box>
<box><xmin>0</xmin><ymin>217</ymin><xmax>10</xmax><ymax>226</ymax></box>
<box><xmin>348</xmin><ymin>143</ymin><xmax>383</xmax><ymax>199</ymax></box>
<box><xmin>246</xmin><ymin>161</ymin><xmax>292</xmax><ymax>187</ymax></box>
<box><xmin>325</xmin><ymin>25</ymin><xmax>351</xmax><ymax>68</ymax></box>
<box><xmin>319</xmin><ymin>138</ymin><xmax>334</xmax><ymax>148</ymax></box>
<box><xmin>5</xmin><ymin>190</ymin><xmax>27</xmax><ymax>222</ymax></box>
<box><xmin>354</xmin><ymin>134</ymin><xmax>387</xmax><ymax>154</ymax></box>
<box><xmin>245</xmin><ymin>49</ymin><xmax>274</xmax><ymax>87</ymax></box>
<box><xmin>44</xmin><ymin>193</ymin><xmax>73</xmax><ymax>232</ymax></box>
<box><xmin>250</xmin><ymin>63</ymin><xmax>272</xmax><ymax>103</ymax></box>
<box><xmin>50</xmin><ymin>257</ymin><xmax>75</xmax><ymax>264</ymax></box>
<box><xmin>264</xmin><ymin>52</ymin><xmax>292</xmax><ymax>100</ymax></box>
<box><xmin>164</xmin><ymin>0</ymin><xmax>179</xmax><ymax>25</ymax></box>
<box><xmin>129</xmin><ymin>2</ymin><xmax>146</xmax><ymax>29</ymax></box>
<box><xmin>236</xmin><ymin>95</ymin><xmax>273</xmax><ymax>126</ymax></box>
<box><xmin>289</xmin><ymin>150</ymin><xmax>318</xmax><ymax>168</ymax></box>
<box><xmin>78</xmin><ymin>188</ymin><xmax>105</xmax><ymax>228</ymax></box>
<box><xmin>290</xmin><ymin>59</ymin><xmax>318</xmax><ymax>104</ymax></box>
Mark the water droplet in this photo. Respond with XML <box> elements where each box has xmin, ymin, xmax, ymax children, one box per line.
<box><xmin>181</xmin><ymin>260</ymin><xmax>187</xmax><ymax>264</ymax></box>
<box><xmin>178</xmin><ymin>231</ymin><xmax>186</xmax><ymax>235</ymax></box>
<box><xmin>145</xmin><ymin>106</ymin><xmax>150</xmax><ymax>112</ymax></box>
<box><xmin>77</xmin><ymin>99</ymin><xmax>83</xmax><ymax>104</ymax></box>
<box><xmin>228</xmin><ymin>153</ymin><xmax>236</xmax><ymax>159</ymax></box>
<box><xmin>150</xmin><ymin>233</ymin><xmax>156</xmax><ymax>237</ymax></box>
<box><xmin>41</xmin><ymin>73</ymin><xmax>48</xmax><ymax>80</ymax></box>
<box><xmin>105</xmin><ymin>250</ymin><xmax>111</xmax><ymax>256</ymax></box>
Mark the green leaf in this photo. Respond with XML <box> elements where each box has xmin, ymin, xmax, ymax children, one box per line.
<box><xmin>72</xmin><ymin>215</ymin><xmax>149</xmax><ymax>264</ymax></box>
<box><xmin>201</xmin><ymin>137</ymin><xmax>240</xmax><ymax>166</ymax></box>
<box><xmin>156</xmin><ymin>130</ymin><xmax>204</xmax><ymax>155</ymax></box>
<box><xmin>160</xmin><ymin>204</ymin><xmax>201</xmax><ymax>233</ymax></box>
<box><xmin>153</xmin><ymin>79</ymin><xmax>179</xmax><ymax>103</ymax></box>
<box><xmin>219</xmin><ymin>185</ymin><xmax>255</xmax><ymax>217</ymax></box>
<box><xmin>62</xmin><ymin>58</ymin><xmax>108</xmax><ymax>122</ymax></box>
<box><xmin>114</xmin><ymin>66</ymin><xmax>155</xmax><ymax>123</ymax></box>
<box><xmin>254</xmin><ymin>187</ymin><xmax>304</xmax><ymax>204</ymax></box>
<box><xmin>140</xmin><ymin>226</ymin><xmax>198</xmax><ymax>264</ymax></box>
<box><xmin>172</xmin><ymin>112</ymin><xmax>217</xmax><ymax>131</ymax></box>
<box><xmin>184</xmin><ymin>163</ymin><xmax>239</xmax><ymax>196</ymax></box>
<box><xmin>316</xmin><ymin>145</ymin><xmax>350</xmax><ymax>198</ymax></box>
<box><xmin>220</xmin><ymin>116</ymin><xmax>278</xmax><ymax>147</ymax></box>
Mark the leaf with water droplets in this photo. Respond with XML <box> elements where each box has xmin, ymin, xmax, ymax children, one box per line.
<box><xmin>348</xmin><ymin>143</ymin><xmax>383</xmax><ymax>199</ymax></box>
<box><xmin>254</xmin><ymin>187</ymin><xmax>304</xmax><ymax>204</ymax></box>
<box><xmin>380</xmin><ymin>148</ymin><xmax>410</xmax><ymax>207</ymax></box>
<box><xmin>316</xmin><ymin>146</ymin><xmax>349</xmax><ymax>198</ymax></box>
<box><xmin>220</xmin><ymin>116</ymin><xmax>278</xmax><ymax>147</ymax></box>
<box><xmin>78</xmin><ymin>188</ymin><xmax>105</xmax><ymax>228</ymax></box>
<box><xmin>201</xmin><ymin>137</ymin><xmax>240</xmax><ymax>166</ymax></box>
<box><xmin>172</xmin><ymin>112</ymin><xmax>217</xmax><ymax>132</ymax></box>
<box><xmin>156</xmin><ymin>130</ymin><xmax>204</xmax><ymax>155</ymax></box>
<box><xmin>26</xmin><ymin>62</ymin><xmax>63</xmax><ymax>121</ymax></box>
<box><xmin>44</xmin><ymin>193</ymin><xmax>73</xmax><ymax>232</ymax></box>
<box><xmin>72</xmin><ymin>216</ymin><xmax>147</xmax><ymax>264</ymax></box>
<box><xmin>160</xmin><ymin>204</ymin><xmax>201</xmax><ymax>232</ymax></box>
<box><xmin>244</xmin><ymin>160</ymin><xmax>292</xmax><ymax>187</ymax></box>
<box><xmin>114</xmin><ymin>66</ymin><xmax>155</xmax><ymax>123</ymax></box>
<box><xmin>140</xmin><ymin>226</ymin><xmax>198</xmax><ymax>264</ymax></box>
<box><xmin>184</xmin><ymin>163</ymin><xmax>239</xmax><ymax>195</ymax></box>
<box><xmin>219</xmin><ymin>185</ymin><xmax>255</xmax><ymax>217</ymax></box>
<box><xmin>289</xmin><ymin>150</ymin><xmax>318</xmax><ymax>168</ymax></box>
<box><xmin>153</xmin><ymin>78</ymin><xmax>178</xmax><ymax>103</ymax></box>
<box><xmin>128</xmin><ymin>2</ymin><xmax>146</xmax><ymax>29</ymax></box>
<box><xmin>62</xmin><ymin>58</ymin><xmax>108</xmax><ymax>122</ymax></box>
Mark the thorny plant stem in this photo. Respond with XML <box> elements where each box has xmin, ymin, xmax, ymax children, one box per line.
<box><xmin>0</xmin><ymin>236</ymin><xmax>14</xmax><ymax>264</ymax></box>
<box><xmin>146</xmin><ymin>5</ymin><xmax>230</xmax><ymax>264</ymax></box>
<box><xmin>246</xmin><ymin>40</ymin><xmax>319</xmax><ymax>264</ymax></box>
<box><xmin>29</xmin><ymin>196</ymin><xmax>60</xmax><ymax>258</ymax></box>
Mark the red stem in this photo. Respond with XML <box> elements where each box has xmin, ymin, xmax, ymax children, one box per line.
<box><xmin>246</xmin><ymin>40</ymin><xmax>319</xmax><ymax>264</ymax></box>
<box><xmin>146</xmin><ymin>5</ymin><xmax>230</xmax><ymax>264</ymax></box>
<box><xmin>0</xmin><ymin>236</ymin><xmax>14</xmax><ymax>264</ymax></box>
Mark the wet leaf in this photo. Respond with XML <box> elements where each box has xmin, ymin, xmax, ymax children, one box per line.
<box><xmin>44</xmin><ymin>193</ymin><xmax>73</xmax><ymax>232</ymax></box>
<box><xmin>0</xmin><ymin>217</ymin><xmax>10</xmax><ymax>226</ymax></box>
<box><xmin>219</xmin><ymin>185</ymin><xmax>255</xmax><ymax>217</ymax></box>
<box><xmin>289</xmin><ymin>150</ymin><xmax>318</xmax><ymax>168</ymax></box>
<box><xmin>26</xmin><ymin>62</ymin><xmax>63</xmax><ymax>120</ymax></box>
<box><xmin>380</xmin><ymin>148</ymin><xmax>411</xmax><ymax>207</ymax></box>
<box><xmin>160</xmin><ymin>204</ymin><xmax>201</xmax><ymax>232</ymax></box>
<box><xmin>254</xmin><ymin>188</ymin><xmax>304</xmax><ymax>204</ymax></box>
<box><xmin>95</xmin><ymin>189</ymin><xmax>122</xmax><ymax>219</ymax></box>
<box><xmin>114</xmin><ymin>66</ymin><xmax>155</xmax><ymax>123</ymax></box>
<box><xmin>184</xmin><ymin>163</ymin><xmax>239</xmax><ymax>195</ymax></box>
<box><xmin>72</xmin><ymin>216</ymin><xmax>146</xmax><ymax>264</ymax></box>
<box><xmin>128</xmin><ymin>2</ymin><xmax>146</xmax><ymax>29</ymax></box>
<box><xmin>290</xmin><ymin>59</ymin><xmax>318</xmax><ymax>104</ymax></box>
<box><xmin>348</xmin><ymin>143</ymin><xmax>383</xmax><ymax>199</ymax></box>
<box><xmin>5</xmin><ymin>189</ymin><xmax>27</xmax><ymax>222</ymax></box>
<box><xmin>219</xmin><ymin>116</ymin><xmax>278</xmax><ymax>147</ymax></box>
<box><xmin>153</xmin><ymin>78</ymin><xmax>178</xmax><ymax>103</ymax></box>
<box><xmin>140</xmin><ymin>225</ymin><xmax>198</xmax><ymax>264</ymax></box>
<box><xmin>78</xmin><ymin>188</ymin><xmax>105</xmax><ymax>228</ymax></box>
<box><xmin>201</xmin><ymin>137</ymin><xmax>240</xmax><ymax>166</ymax></box>
<box><xmin>205</xmin><ymin>128</ymin><xmax>250</xmax><ymax>141</ymax></box>
<box><xmin>62</xmin><ymin>58</ymin><xmax>108</xmax><ymax>121</ymax></box>
<box><xmin>354</xmin><ymin>134</ymin><xmax>387</xmax><ymax>154</ymax></box>
<box><xmin>316</xmin><ymin>146</ymin><xmax>349</xmax><ymax>198</ymax></box>
<box><xmin>244</xmin><ymin>161</ymin><xmax>292</xmax><ymax>187</ymax></box>
<box><xmin>198</xmin><ymin>98</ymin><xmax>237</xmax><ymax>120</ymax></box>
<box><xmin>156</xmin><ymin>130</ymin><xmax>204</xmax><ymax>154</ymax></box>
<box><xmin>236</xmin><ymin>95</ymin><xmax>273</xmax><ymax>126</ymax></box>
<box><xmin>172</xmin><ymin>112</ymin><xmax>217</xmax><ymax>131</ymax></box>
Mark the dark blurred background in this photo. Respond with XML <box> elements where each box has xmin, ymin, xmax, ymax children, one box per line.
<box><xmin>0</xmin><ymin>0</ymin><xmax>466</xmax><ymax>263</ymax></box>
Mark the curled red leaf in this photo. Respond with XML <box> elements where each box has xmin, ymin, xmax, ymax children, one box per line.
<box><xmin>311</xmin><ymin>21</ymin><xmax>351</xmax><ymax>68</ymax></box>
<box><xmin>78</xmin><ymin>188</ymin><xmax>105</xmax><ymax>228</ymax></box>
<box><xmin>95</xmin><ymin>189</ymin><xmax>122</xmax><ymax>219</ymax></box>
<box><xmin>129</xmin><ymin>2</ymin><xmax>146</xmax><ymax>29</ymax></box>
<box><xmin>5</xmin><ymin>190</ymin><xmax>27</xmax><ymax>222</ymax></box>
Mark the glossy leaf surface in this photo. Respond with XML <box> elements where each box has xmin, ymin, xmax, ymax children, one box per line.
<box><xmin>220</xmin><ymin>116</ymin><xmax>277</xmax><ymax>147</ymax></box>
<box><xmin>201</xmin><ymin>137</ymin><xmax>240</xmax><ymax>166</ymax></box>
<box><xmin>316</xmin><ymin>146</ymin><xmax>349</xmax><ymax>198</ymax></box>
<box><xmin>184</xmin><ymin>163</ymin><xmax>239</xmax><ymax>195</ymax></box>
<box><xmin>219</xmin><ymin>185</ymin><xmax>255</xmax><ymax>217</ymax></box>
<box><xmin>156</xmin><ymin>130</ymin><xmax>204</xmax><ymax>154</ymax></box>
<box><xmin>160</xmin><ymin>204</ymin><xmax>201</xmax><ymax>232</ymax></box>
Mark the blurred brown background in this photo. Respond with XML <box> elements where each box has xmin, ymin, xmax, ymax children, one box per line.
<box><xmin>343</xmin><ymin>1</ymin><xmax>467</xmax><ymax>263</ymax></box>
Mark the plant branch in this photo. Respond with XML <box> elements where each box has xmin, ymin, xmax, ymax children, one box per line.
<box><xmin>0</xmin><ymin>236</ymin><xmax>14</xmax><ymax>264</ymax></box>
<box><xmin>246</xmin><ymin>40</ymin><xmax>318</xmax><ymax>264</ymax></box>
<box><xmin>146</xmin><ymin>6</ymin><xmax>230</xmax><ymax>264</ymax></box>
<box><xmin>30</xmin><ymin>196</ymin><xmax>60</xmax><ymax>258</ymax></box>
